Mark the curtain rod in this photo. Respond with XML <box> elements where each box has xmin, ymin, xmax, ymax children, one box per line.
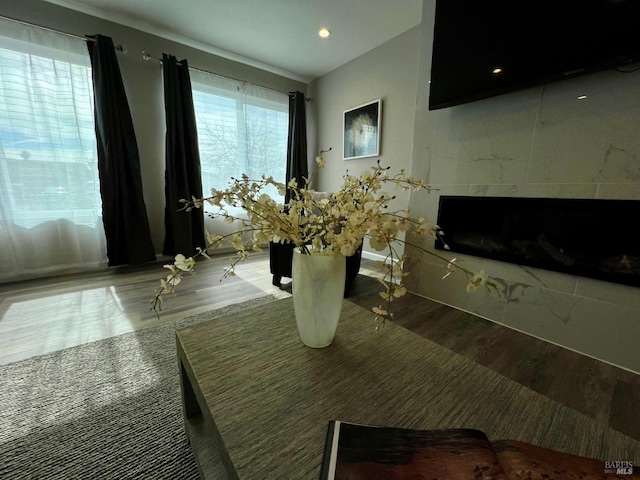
<box><xmin>0</xmin><ymin>14</ymin><xmax>127</xmax><ymax>52</ymax></box>
<box><xmin>142</xmin><ymin>51</ymin><xmax>309</xmax><ymax>101</ymax></box>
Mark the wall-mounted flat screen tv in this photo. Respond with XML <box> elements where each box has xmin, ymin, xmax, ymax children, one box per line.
<box><xmin>429</xmin><ymin>0</ymin><xmax>640</xmax><ymax>110</ymax></box>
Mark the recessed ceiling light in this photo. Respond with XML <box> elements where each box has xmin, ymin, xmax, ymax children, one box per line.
<box><xmin>492</xmin><ymin>67</ymin><xmax>503</xmax><ymax>75</ymax></box>
<box><xmin>318</xmin><ymin>28</ymin><xmax>331</xmax><ymax>38</ymax></box>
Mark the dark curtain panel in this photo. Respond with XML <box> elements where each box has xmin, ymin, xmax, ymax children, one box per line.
<box><xmin>86</xmin><ymin>34</ymin><xmax>156</xmax><ymax>266</ymax></box>
<box><xmin>284</xmin><ymin>91</ymin><xmax>309</xmax><ymax>204</ymax></box>
<box><xmin>161</xmin><ymin>54</ymin><xmax>205</xmax><ymax>256</ymax></box>
<box><xmin>270</xmin><ymin>91</ymin><xmax>308</xmax><ymax>285</ymax></box>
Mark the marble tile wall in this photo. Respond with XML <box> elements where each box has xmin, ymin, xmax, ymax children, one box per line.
<box><xmin>407</xmin><ymin>0</ymin><xmax>640</xmax><ymax>373</ymax></box>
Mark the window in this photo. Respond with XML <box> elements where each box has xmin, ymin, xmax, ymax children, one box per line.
<box><xmin>0</xmin><ymin>18</ymin><xmax>105</xmax><ymax>281</ymax></box>
<box><xmin>0</xmin><ymin>34</ymin><xmax>101</xmax><ymax>229</ymax></box>
<box><xmin>190</xmin><ymin>71</ymin><xmax>288</xmax><ymax>212</ymax></box>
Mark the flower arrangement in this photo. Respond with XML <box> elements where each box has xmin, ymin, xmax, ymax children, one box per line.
<box><xmin>152</xmin><ymin>152</ymin><xmax>493</xmax><ymax>326</ymax></box>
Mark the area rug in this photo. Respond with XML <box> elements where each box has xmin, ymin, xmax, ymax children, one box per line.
<box><xmin>0</xmin><ymin>295</ymin><xmax>278</xmax><ymax>479</ymax></box>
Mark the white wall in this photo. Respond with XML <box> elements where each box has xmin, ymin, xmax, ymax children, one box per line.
<box><xmin>405</xmin><ymin>0</ymin><xmax>640</xmax><ymax>373</ymax></box>
<box><xmin>309</xmin><ymin>26</ymin><xmax>420</xmax><ymax>260</ymax></box>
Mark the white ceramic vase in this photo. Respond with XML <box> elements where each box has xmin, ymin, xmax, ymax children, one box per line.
<box><xmin>292</xmin><ymin>248</ymin><xmax>346</xmax><ymax>348</ymax></box>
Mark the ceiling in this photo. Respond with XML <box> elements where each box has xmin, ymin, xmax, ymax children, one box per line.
<box><xmin>43</xmin><ymin>0</ymin><xmax>423</xmax><ymax>83</ymax></box>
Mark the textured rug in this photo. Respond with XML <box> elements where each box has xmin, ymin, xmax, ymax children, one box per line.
<box><xmin>0</xmin><ymin>296</ymin><xmax>278</xmax><ymax>480</ymax></box>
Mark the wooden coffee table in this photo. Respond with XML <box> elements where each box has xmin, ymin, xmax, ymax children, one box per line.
<box><xmin>176</xmin><ymin>297</ymin><xmax>640</xmax><ymax>479</ymax></box>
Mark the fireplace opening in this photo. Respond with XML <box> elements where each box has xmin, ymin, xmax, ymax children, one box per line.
<box><xmin>435</xmin><ymin>196</ymin><xmax>640</xmax><ymax>287</ymax></box>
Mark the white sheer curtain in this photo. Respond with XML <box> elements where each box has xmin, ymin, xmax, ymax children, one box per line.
<box><xmin>0</xmin><ymin>18</ymin><xmax>107</xmax><ymax>282</ymax></box>
<box><xmin>190</xmin><ymin>70</ymin><xmax>288</xmax><ymax>237</ymax></box>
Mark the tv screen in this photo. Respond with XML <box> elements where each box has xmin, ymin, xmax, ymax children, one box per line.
<box><xmin>429</xmin><ymin>0</ymin><xmax>640</xmax><ymax>110</ymax></box>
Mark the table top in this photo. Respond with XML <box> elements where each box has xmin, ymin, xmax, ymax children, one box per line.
<box><xmin>176</xmin><ymin>297</ymin><xmax>640</xmax><ymax>479</ymax></box>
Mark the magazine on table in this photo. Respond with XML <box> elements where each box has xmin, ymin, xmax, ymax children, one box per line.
<box><xmin>319</xmin><ymin>420</ymin><xmax>638</xmax><ymax>479</ymax></box>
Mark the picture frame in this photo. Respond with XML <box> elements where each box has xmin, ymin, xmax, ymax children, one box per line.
<box><xmin>343</xmin><ymin>99</ymin><xmax>381</xmax><ymax>160</ymax></box>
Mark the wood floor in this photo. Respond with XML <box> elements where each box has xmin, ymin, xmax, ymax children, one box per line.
<box><xmin>1</xmin><ymin>251</ymin><xmax>638</xmax><ymax>443</ymax></box>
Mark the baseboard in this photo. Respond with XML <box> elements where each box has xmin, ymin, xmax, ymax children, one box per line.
<box><xmin>361</xmin><ymin>250</ymin><xmax>388</xmax><ymax>263</ymax></box>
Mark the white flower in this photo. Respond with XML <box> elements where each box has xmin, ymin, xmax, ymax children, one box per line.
<box><xmin>257</xmin><ymin>193</ymin><xmax>272</xmax><ymax>204</ymax></box>
<box><xmin>379</xmin><ymin>290</ymin><xmax>393</xmax><ymax>301</ymax></box>
<box><xmin>231</xmin><ymin>233</ymin><xmax>245</xmax><ymax>250</ymax></box>
<box><xmin>392</xmin><ymin>285</ymin><xmax>407</xmax><ymax>298</ymax></box>
<box><xmin>396</xmin><ymin>218</ymin><xmax>411</xmax><ymax>232</ymax></box>
<box><xmin>372</xmin><ymin>305</ymin><xmax>388</xmax><ymax>316</ymax></box>
<box><xmin>174</xmin><ymin>254</ymin><xmax>195</xmax><ymax>272</ymax></box>
<box><xmin>466</xmin><ymin>270</ymin><xmax>488</xmax><ymax>293</ymax></box>
<box><xmin>369</xmin><ymin>235</ymin><xmax>387</xmax><ymax>251</ymax></box>
<box><xmin>160</xmin><ymin>274</ymin><xmax>181</xmax><ymax>294</ymax></box>
<box><xmin>207</xmin><ymin>233</ymin><xmax>223</xmax><ymax>245</ymax></box>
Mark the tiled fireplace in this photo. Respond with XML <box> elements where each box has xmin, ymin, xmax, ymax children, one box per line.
<box><xmin>435</xmin><ymin>196</ymin><xmax>640</xmax><ymax>288</ymax></box>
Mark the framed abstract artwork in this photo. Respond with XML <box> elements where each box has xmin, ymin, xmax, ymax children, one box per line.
<box><xmin>343</xmin><ymin>99</ymin><xmax>381</xmax><ymax>160</ymax></box>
